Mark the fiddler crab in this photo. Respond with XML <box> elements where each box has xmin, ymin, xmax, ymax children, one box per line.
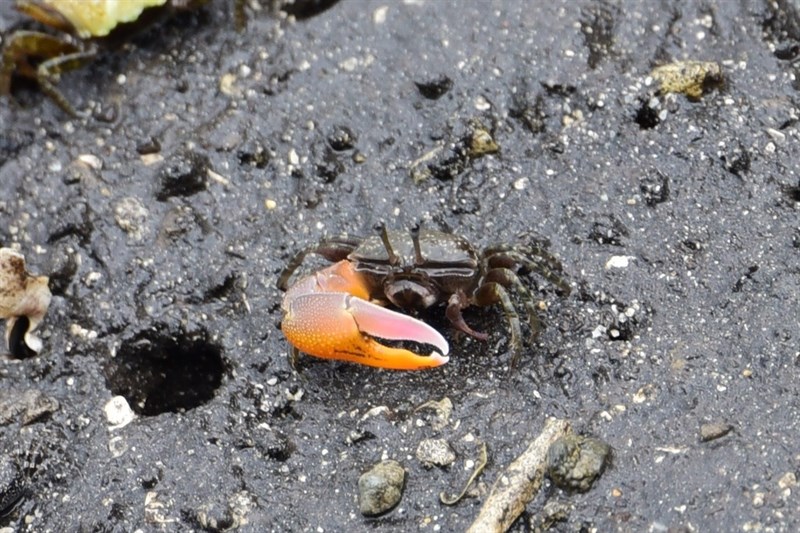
<box><xmin>277</xmin><ymin>225</ymin><xmax>571</xmax><ymax>370</ymax></box>
<box><xmin>0</xmin><ymin>0</ymin><xmax>209</xmax><ymax>116</ymax></box>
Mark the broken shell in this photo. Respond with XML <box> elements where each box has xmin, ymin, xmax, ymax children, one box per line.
<box><xmin>0</xmin><ymin>249</ymin><xmax>52</xmax><ymax>356</ymax></box>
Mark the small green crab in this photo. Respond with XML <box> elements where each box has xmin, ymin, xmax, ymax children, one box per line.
<box><xmin>0</xmin><ymin>0</ymin><xmax>209</xmax><ymax>116</ymax></box>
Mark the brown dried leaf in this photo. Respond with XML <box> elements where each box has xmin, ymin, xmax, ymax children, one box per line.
<box><xmin>0</xmin><ymin>248</ymin><xmax>52</xmax><ymax>354</ymax></box>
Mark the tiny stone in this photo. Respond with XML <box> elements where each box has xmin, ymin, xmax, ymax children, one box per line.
<box><xmin>327</xmin><ymin>125</ymin><xmax>357</xmax><ymax>151</ymax></box>
<box><xmin>77</xmin><ymin>154</ymin><xmax>103</xmax><ymax>170</ymax></box>
<box><xmin>605</xmin><ymin>255</ymin><xmax>635</xmax><ymax>269</ymax></box>
<box><xmin>513</xmin><ymin>177</ymin><xmax>528</xmax><ymax>190</ymax></box>
<box><xmin>108</xmin><ymin>436</ymin><xmax>127</xmax><ymax>458</ymax></box>
<box><xmin>415</xmin><ymin>438</ymin><xmax>456</xmax><ymax>468</ymax></box>
<box><xmin>778</xmin><ymin>472</ymin><xmax>797</xmax><ymax>490</ymax></box>
<box><xmin>141</xmin><ymin>153</ymin><xmax>164</xmax><ymax>166</ymax></box>
<box><xmin>104</xmin><ymin>396</ymin><xmax>136</xmax><ymax>429</ymax></box>
<box><xmin>113</xmin><ymin>197</ymin><xmax>149</xmax><ymax>240</ymax></box>
<box><xmin>752</xmin><ymin>492</ymin><xmax>765</xmax><ymax>507</ymax></box>
<box><xmin>136</xmin><ymin>137</ymin><xmax>161</xmax><ymax>155</ymax></box>
<box><xmin>474</xmin><ymin>95</ymin><xmax>491</xmax><ymax>111</ymax></box>
<box><xmin>373</xmin><ymin>5</ymin><xmax>388</xmax><ymax>24</ymax></box>
<box><xmin>766</xmin><ymin>128</ymin><xmax>785</xmax><ymax>144</ymax></box>
<box><xmin>699</xmin><ymin>422</ymin><xmax>733</xmax><ymax>442</ymax></box>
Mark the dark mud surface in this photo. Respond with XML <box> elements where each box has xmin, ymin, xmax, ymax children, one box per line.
<box><xmin>1</xmin><ymin>0</ymin><xmax>799</xmax><ymax>531</ymax></box>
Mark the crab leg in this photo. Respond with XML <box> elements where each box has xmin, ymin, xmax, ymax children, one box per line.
<box><xmin>281</xmin><ymin>261</ymin><xmax>449</xmax><ymax>370</ymax></box>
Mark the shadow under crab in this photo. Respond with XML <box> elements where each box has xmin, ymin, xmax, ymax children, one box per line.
<box><xmin>278</xmin><ymin>225</ymin><xmax>571</xmax><ymax>369</ymax></box>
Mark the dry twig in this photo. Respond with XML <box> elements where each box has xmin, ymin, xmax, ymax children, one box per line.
<box><xmin>467</xmin><ymin>418</ymin><xmax>570</xmax><ymax>533</ymax></box>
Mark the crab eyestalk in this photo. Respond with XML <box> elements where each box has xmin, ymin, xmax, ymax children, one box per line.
<box><xmin>410</xmin><ymin>223</ymin><xmax>425</xmax><ymax>265</ymax></box>
<box><xmin>377</xmin><ymin>223</ymin><xmax>400</xmax><ymax>266</ymax></box>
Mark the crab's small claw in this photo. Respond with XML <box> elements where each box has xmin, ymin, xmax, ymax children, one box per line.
<box><xmin>281</xmin><ymin>292</ymin><xmax>449</xmax><ymax>370</ymax></box>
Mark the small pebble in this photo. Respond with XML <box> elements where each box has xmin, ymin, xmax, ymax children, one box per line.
<box><xmin>547</xmin><ymin>433</ymin><xmax>611</xmax><ymax>492</ymax></box>
<box><xmin>358</xmin><ymin>460</ymin><xmax>405</xmax><ymax>516</ymax></box>
<box><xmin>113</xmin><ymin>197</ymin><xmax>149</xmax><ymax>240</ymax></box>
<box><xmin>108</xmin><ymin>436</ymin><xmax>128</xmax><ymax>458</ymax></box>
<box><xmin>778</xmin><ymin>472</ymin><xmax>797</xmax><ymax>490</ymax></box>
<box><xmin>415</xmin><ymin>438</ymin><xmax>456</xmax><ymax>469</ymax></box>
<box><xmin>104</xmin><ymin>396</ymin><xmax>136</xmax><ymax>429</ymax></box>
<box><xmin>699</xmin><ymin>422</ymin><xmax>732</xmax><ymax>442</ymax></box>
<box><xmin>327</xmin><ymin>125</ymin><xmax>357</xmax><ymax>151</ymax></box>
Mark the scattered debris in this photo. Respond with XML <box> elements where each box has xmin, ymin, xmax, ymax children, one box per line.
<box><xmin>440</xmin><ymin>442</ymin><xmax>488</xmax><ymax>506</ymax></box>
<box><xmin>192</xmin><ymin>490</ymin><xmax>257</xmax><ymax>531</ymax></box>
<box><xmin>156</xmin><ymin>150</ymin><xmax>211</xmax><ymax>201</ymax></box>
<box><xmin>466</xmin><ymin>121</ymin><xmax>499</xmax><ymax>158</ymax></box>
<box><xmin>528</xmin><ymin>499</ymin><xmax>573</xmax><ymax>531</ymax></box>
<box><xmin>0</xmin><ymin>389</ymin><xmax>59</xmax><ymax>426</ymax></box>
<box><xmin>0</xmin><ymin>455</ymin><xmax>26</xmax><ymax>516</ymax></box>
<box><xmin>415</xmin><ymin>397</ymin><xmax>453</xmax><ymax>431</ymax></box>
<box><xmin>650</xmin><ymin>60</ymin><xmax>723</xmax><ymax>100</ymax></box>
<box><xmin>113</xmin><ymin>197</ymin><xmax>150</xmax><ymax>241</ymax></box>
<box><xmin>0</xmin><ymin>248</ymin><xmax>52</xmax><ymax>357</ymax></box>
<box><xmin>467</xmin><ymin>418</ymin><xmax>570</xmax><ymax>533</ymax></box>
<box><xmin>409</xmin><ymin>120</ymin><xmax>500</xmax><ymax>183</ymax></box>
<box><xmin>416</xmin><ymin>438</ymin><xmax>456</xmax><ymax>469</ymax></box>
<box><xmin>327</xmin><ymin>125</ymin><xmax>358</xmax><ymax>151</ymax></box>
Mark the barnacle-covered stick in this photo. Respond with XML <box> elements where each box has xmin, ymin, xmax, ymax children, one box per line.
<box><xmin>467</xmin><ymin>418</ymin><xmax>570</xmax><ymax>533</ymax></box>
<box><xmin>0</xmin><ymin>248</ymin><xmax>52</xmax><ymax>355</ymax></box>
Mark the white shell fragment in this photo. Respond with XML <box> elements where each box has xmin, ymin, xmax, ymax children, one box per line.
<box><xmin>605</xmin><ymin>255</ymin><xmax>636</xmax><ymax>269</ymax></box>
<box><xmin>0</xmin><ymin>248</ymin><xmax>52</xmax><ymax>355</ymax></box>
<box><xmin>104</xmin><ymin>395</ymin><xmax>136</xmax><ymax>429</ymax></box>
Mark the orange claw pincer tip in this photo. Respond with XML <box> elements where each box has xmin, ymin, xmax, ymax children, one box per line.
<box><xmin>281</xmin><ymin>290</ymin><xmax>450</xmax><ymax>371</ymax></box>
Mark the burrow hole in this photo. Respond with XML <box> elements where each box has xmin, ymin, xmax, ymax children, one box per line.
<box><xmin>105</xmin><ymin>326</ymin><xmax>225</xmax><ymax>416</ymax></box>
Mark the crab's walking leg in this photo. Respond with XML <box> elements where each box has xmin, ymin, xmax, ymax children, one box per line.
<box><xmin>473</xmin><ymin>281</ymin><xmax>524</xmax><ymax>367</ymax></box>
<box><xmin>484</xmin><ymin>267</ymin><xmax>542</xmax><ymax>338</ymax></box>
<box><xmin>485</xmin><ymin>248</ymin><xmax>571</xmax><ymax>296</ymax></box>
<box><xmin>0</xmin><ymin>30</ymin><xmax>94</xmax><ymax>117</ymax></box>
<box><xmin>35</xmin><ymin>48</ymin><xmax>97</xmax><ymax>117</ymax></box>
<box><xmin>281</xmin><ymin>261</ymin><xmax>449</xmax><ymax>370</ymax></box>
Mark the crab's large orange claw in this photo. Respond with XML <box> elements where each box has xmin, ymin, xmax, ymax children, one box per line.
<box><xmin>281</xmin><ymin>292</ymin><xmax>449</xmax><ymax>370</ymax></box>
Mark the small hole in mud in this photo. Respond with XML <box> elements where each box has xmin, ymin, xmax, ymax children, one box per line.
<box><xmin>105</xmin><ymin>327</ymin><xmax>225</xmax><ymax>416</ymax></box>
<box><xmin>634</xmin><ymin>102</ymin><xmax>660</xmax><ymax>129</ymax></box>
